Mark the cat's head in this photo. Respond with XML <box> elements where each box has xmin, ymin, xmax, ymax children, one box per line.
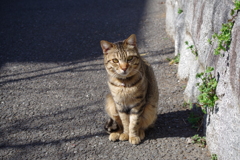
<box><xmin>100</xmin><ymin>34</ymin><xmax>141</xmax><ymax>79</ymax></box>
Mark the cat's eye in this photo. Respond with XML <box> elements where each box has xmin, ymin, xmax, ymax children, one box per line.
<box><xmin>127</xmin><ymin>56</ymin><xmax>133</xmax><ymax>61</ymax></box>
<box><xmin>112</xmin><ymin>59</ymin><xmax>119</xmax><ymax>63</ymax></box>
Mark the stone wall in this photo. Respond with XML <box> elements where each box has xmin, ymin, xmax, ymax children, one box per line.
<box><xmin>166</xmin><ymin>0</ymin><xmax>240</xmax><ymax>159</ymax></box>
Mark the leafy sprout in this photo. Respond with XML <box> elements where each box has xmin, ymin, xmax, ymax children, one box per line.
<box><xmin>185</xmin><ymin>41</ymin><xmax>198</xmax><ymax>57</ymax></box>
<box><xmin>196</xmin><ymin>67</ymin><xmax>218</xmax><ymax>113</ymax></box>
<box><xmin>210</xmin><ymin>0</ymin><xmax>240</xmax><ymax>55</ymax></box>
<box><xmin>178</xmin><ymin>8</ymin><xmax>183</xmax><ymax>14</ymax></box>
<box><xmin>191</xmin><ymin>134</ymin><xmax>206</xmax><ymax>148</ymax></box>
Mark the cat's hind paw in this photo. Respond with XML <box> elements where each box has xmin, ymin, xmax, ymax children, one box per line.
<box><xmin>129</xmin><ymin>136</ymin><xmax>141</xmax><ymax>145</ymax></box>
<box><xmin>109</xmin><ymin>132</ymin><xmax>120</xmax><ymax>141</ymax></box>
<box><xmin>119</xmin><ymin>133</ymin><xmax>129</xmax><ymax>141</ymax></box>
<box><xmin>104</xmin><ymin>118</ymin><xmax>119</xmax><ymax>134</ymax></box>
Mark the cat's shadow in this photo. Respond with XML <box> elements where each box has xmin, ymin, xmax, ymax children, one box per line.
<box><xmin>145</xmin><ymin>109</ymin><xmax>204</xmax><ymax>140</ymax></box>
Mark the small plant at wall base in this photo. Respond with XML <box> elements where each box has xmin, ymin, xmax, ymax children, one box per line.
<box><xmin>167</xmin><ymin>53</ymin><xmax>180</xmax><ymax>65</ymax></box>
<box><xmin>191</xmin><ymin>134</ymin><xmax>206</xmax><ymax>148</ymax></box>
<box><xmin>211</xmin><ymin>154</ymin><xmax>218</xmax><ymax>160</ymax></box>
<box><xmin>188</xmin><ymin>112</ymin><xmax>203</xmax><ymax>130</ymax></box>
<box><xmin>196</xmin><ymin>67</ymin><xmax>218</xmax><ymax>114</ymax></box>
<box><xmin>184</xmin><ymin>101</ymin><xmax>204</xmax><ymax>131</ymax></box>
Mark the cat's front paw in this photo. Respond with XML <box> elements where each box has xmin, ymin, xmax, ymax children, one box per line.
<box><xmin>129</xmin><ymin>136</ymin><xmax>141</xmax><ymax>145</ymax></box>
<box><xmin>109</xmin><ymin>132</ymin><xmax>120</xmax><ymax>141</ymax></box>
<box><xmin>119</xmin><ymin>133</ymin><xmax>129</xmax><ymax>141</ymax></box>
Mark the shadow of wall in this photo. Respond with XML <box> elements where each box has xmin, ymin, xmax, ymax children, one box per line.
<box><xmin>0</xmin><ymin>0</ymin><xmax>146</xmax><ymax>67</ymax></box>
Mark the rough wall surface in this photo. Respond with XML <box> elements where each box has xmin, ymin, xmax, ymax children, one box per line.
<box><xmin>166</xmin><ymin>0</ymin><xmax>240</xmax><ymax>159</ymax></box>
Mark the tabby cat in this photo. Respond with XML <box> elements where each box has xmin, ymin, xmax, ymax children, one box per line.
<box><xmin>100</xmin><ymin>34</ymin><xmax>159</xmax><ymax>144</ymax></box>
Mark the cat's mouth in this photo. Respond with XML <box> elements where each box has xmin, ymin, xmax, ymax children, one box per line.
<box><xmin>114</xmin><ymin>70</ymin><xmax>129</xmax><ymax>79</ymax></box>
<box><xmin>119</xmin><ymin>69</ymin><xmax>129</xmax><ymax>76</ymax></box>
<box><xmin>122</xmin><ymin>70</ymin><xmax>127</xmax><ymax>74</ymax></box>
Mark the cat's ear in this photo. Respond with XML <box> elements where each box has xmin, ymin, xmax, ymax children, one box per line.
<box><xmin>100</xmin><ymin>40</ymin><xmax>113</xmax><ymax>55</ymax></box>
<box><xmin>124</xmin><ymin>34</ymin><xmax>137</xmax><ymax>47</ymax></box>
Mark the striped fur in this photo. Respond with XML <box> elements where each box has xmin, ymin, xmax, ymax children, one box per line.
<box><xmin>100</xmin><ymin>34</ymin><xmax>159</xmax><ymax>144</ymax></box>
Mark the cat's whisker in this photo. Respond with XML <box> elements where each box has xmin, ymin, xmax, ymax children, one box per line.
<box><xmin>132</xmin><ymin>68</ymin><xmax>143</xmax><ymax>79</ymax></box>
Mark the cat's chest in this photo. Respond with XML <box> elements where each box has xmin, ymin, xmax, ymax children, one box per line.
<box><xmin>108</xmin><ymin>77</ymin><xmax>145</xmax><ymax>93</ymax></box>
<box><xmin>108</xmin><ymin>80</ymin><xmax>147</xmax><ymax>101</ymax></box>
<box><xmin>113</xmin><ymin>85</ymin><xmax>139</xmax><ymax>96</ymax></box>
<box><xmin>108</xmin><ymin>74</ymin><xmax>147</xmax><ymax>101</ymax></box>
<box><xmin>112</xmin><ymin>87</ymin><xmax>141</xmax><ymax>105</ymax></box>
<box><xmin>109</xmin><ymin>83</ymin><xmax>139</xmax><ymax>95</ymax></box>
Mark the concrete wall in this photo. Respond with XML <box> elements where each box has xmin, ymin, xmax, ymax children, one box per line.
<box><xmin>166</xmin><ymin>0</ymin><xmax>240</xmax><ymax>159</ymax></box>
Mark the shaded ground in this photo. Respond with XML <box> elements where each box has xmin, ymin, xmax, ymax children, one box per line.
<box><xmin>0</xmin><ymin>0</ymin><xmax>210</xmax><ymax>159</ymax></box>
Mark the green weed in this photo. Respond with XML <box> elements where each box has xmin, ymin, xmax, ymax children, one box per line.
<box><xmin>231</xmin><ymin>1</ymin><xmax>240</xmax><ymax>16</ymax></box>
<box><xmin>191</xmin><ymin>134</ymin><xmax>206</xmax><ymax>148</ymax></box>
<box><xmin>196</xmin><ymin>67</ymin><xmax>218</xmax><ymax>114</ymax></box>
<box><xmin>178</xmin><ymin>8</ymin><xmax>183</xmax><ymax>14</ymax></box>
<box><xmin>211</xmin><ymin>22</ymin><xmax>233</xmax><ymax>55</ymax></box>
<box><xmin>209</xmin><ymin>0</ymin><xmax>240</xmax><ymax>55</ymax></box>
<box><xmin>188</xmin><ymin>112</ymin><xmax>203</xmax><ymax>129</ymax></box>
<box><xmin>211</xmin><ymin>154</ymin><xmax>218</xmax><ymax>160</ymax></box>
<box><xmin>167</xmin><ymin>53</ymin><xmax>180</xmax><ymax>65</ymax></box>
<box><xmin>185</xmin><ymin>41</ymin><xmax>198</xmax><ymax>57</ymax></box>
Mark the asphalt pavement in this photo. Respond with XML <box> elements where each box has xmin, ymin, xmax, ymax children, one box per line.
<box><xmin>0</xmin><ymin>0</ymin><xmax>210</xmax><ymax>159</ymax></box>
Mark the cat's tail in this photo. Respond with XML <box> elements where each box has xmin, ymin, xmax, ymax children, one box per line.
<box><xmin>104</xmin><ymin>118</ymin><xmax>120</xmax><ymax>134</ymax></box>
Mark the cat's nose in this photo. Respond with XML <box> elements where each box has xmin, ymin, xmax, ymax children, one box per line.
<box><xmin>121</xmin><ymin>67</ymin><xmax>128</xmax><ymax>74</ymax></box>
<box><xmin>121</xmin><ymin>67</ymin><xmax>127</xmax><ymax>71</ymax></box>
<box><xmin>120</xmin><ymin>63</ymin><xmax>128</xmax><ymax>72</ymax></box>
